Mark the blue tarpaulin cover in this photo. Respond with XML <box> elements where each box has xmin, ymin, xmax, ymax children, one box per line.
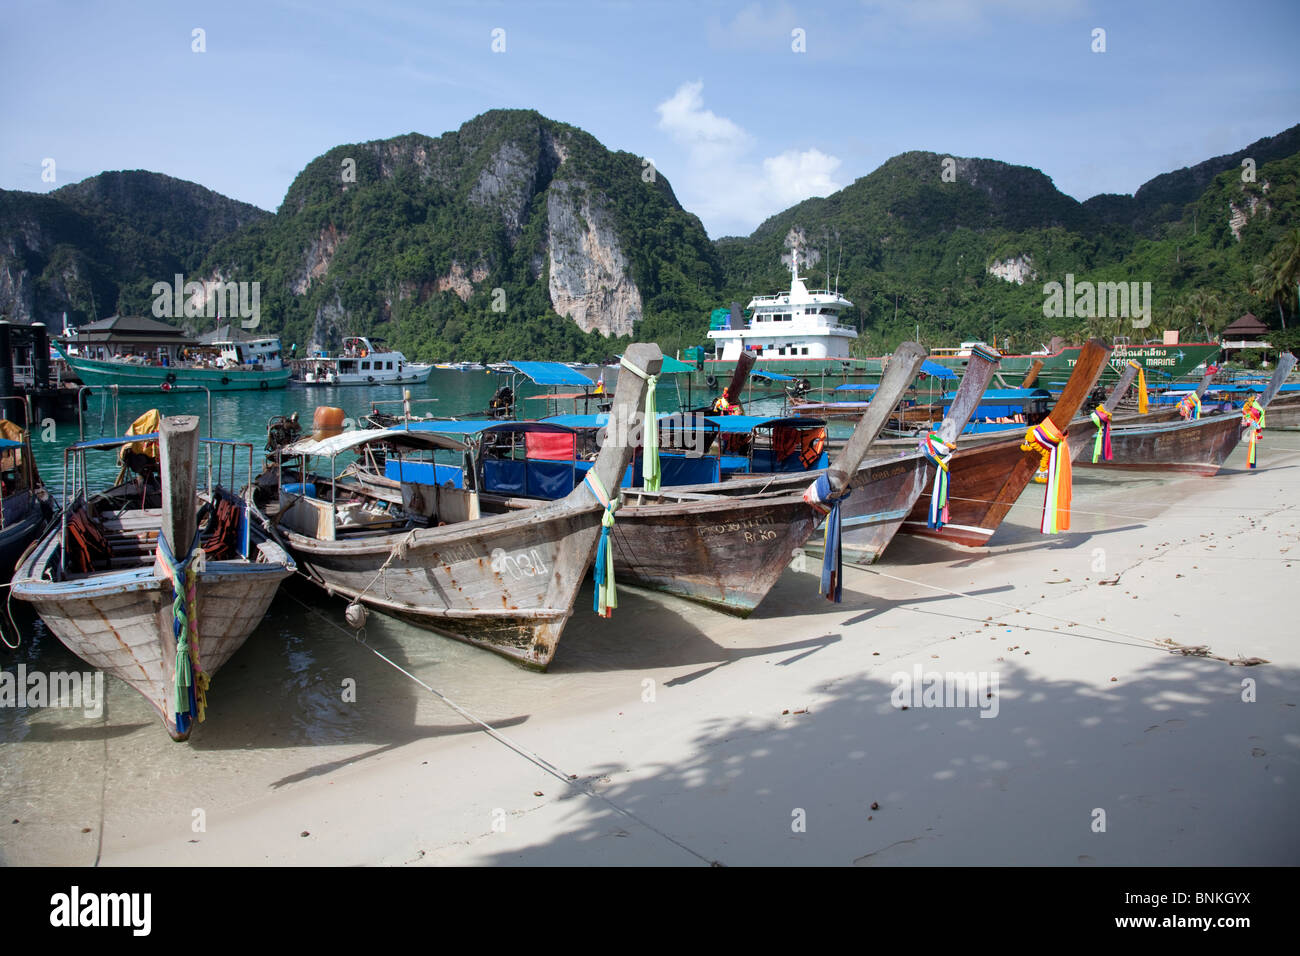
<box><xmin>920</xmin><ymin>360</ymin><xmax>957</xmax><ymax>379</ymax></box>
<box><xmin>507</xmin><ymin>361</ymin><xmax>597</xmax><ymax>387</ymax></box>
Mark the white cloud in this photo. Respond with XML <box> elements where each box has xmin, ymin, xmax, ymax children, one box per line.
<box><xmin>654</xmin><ymin>81</ymin><xmax>843</xmax><ymax>236</ymax></box>
<box><xmin>655</xmin><ymin>80</ymin><xmax>752</xmax><ymax>162</ymax></box>
<box><xmin>762</xmin><ymin>149</ymin><xmax>843</xmax><ymax>207</ymax></box>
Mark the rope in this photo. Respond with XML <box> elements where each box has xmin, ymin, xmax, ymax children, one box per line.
<box><xmin>857</xmin><ymin>565</ymin><xmax>1268</xmax><ymax>666</ymax></box>
<box><xmin>353</xmin><ymin>529</ymin><xmax>418</xmax><ymax>606</ymax></box>
<box><xmin>619</xmin><ymin>355</ymin><xmax>659</xmax><ymax>491</ymax></box>
<box><xmin>584</xmin><ymin>471</ymin><xmax>619</xmax><ymax>617</ymax></box>
<box><xmin>278</xmin><ymin>586</ymin><xmax>719</xmax><ymax>865</ymax></box>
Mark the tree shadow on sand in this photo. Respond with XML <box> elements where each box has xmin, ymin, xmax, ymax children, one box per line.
<box><xmin>471</xmin><ymin>654</ymin><xmax>1300</xmax><ymax>866</ymax></box>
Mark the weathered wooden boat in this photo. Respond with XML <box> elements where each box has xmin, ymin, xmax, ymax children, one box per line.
<box><xmin>0</xmin><ymin>400</ymin><xmax>57</xmax><ymax>575</ymax></box>
<box><xmin>1075</xmin><ymin>353</ymin><xmax>1297</xmax><ymax>476</ymax></box>
<box><xmin>251</xmin><ymin>344</ymin><xmax>664</xmax><ymax>670</ymax></box>
<box><xmin>896</xmin><ymin>339</ymin><xmax>1110</xmax><ymax>548</ymax></box>
<box><xmin>660</xmin><ymin>345</ymin><xmax>1002</xmax><ymax>567</ymax></box>
<box><xmin>11</xmin><ymin>414</ymin><xmax>295</xmax><ymax>740</ymax></box>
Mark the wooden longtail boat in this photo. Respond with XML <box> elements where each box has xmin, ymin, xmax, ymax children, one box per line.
<box><xmin>897</xmin><ymin>339</ymin><xmax>1110</xmax><ymax>548</ymax></box>
<box><xmin>605</xmin><ymin>342</ymin><xmax>927</xmax><ymax>608</ymax></box>
<box><xmin>12</xmin><ymin>415</ymin><xmax>294</xmax><ymax>740</ymax></box>
<box><xmin>0</xmin><ymin>400</ymin><xmax>56</xmax><ymax>575</ymax></box>
<box><xmin>664</xmin><ymin>345</ymin><xmax>1002</xmax><ymax>566</ymax></box>
<box><xmin>252</xmin><ymin>344</ymin><xmax>664</xmax><ymax>670</ymax></box>
<box><xmin>1076</xmin><ymin>353</ymin><xmax>1297</xmax><ymax>476</ymax></box>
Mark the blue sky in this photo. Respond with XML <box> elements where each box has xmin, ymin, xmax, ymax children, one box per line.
<box><xmin>3</xmin><ymin>0</ymin><xmax>1297</xmax><ymax>237</ymax></box>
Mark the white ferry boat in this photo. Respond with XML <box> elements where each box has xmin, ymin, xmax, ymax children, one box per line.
<box><xmin>299</xmin><ymin>336</ymin><xmax>433</xmax><ymax>386</ymax></box>
<box><xmin>707</xmin><ymin>238</ymin><xmax>858</xmax><ymax>361</ymax></box>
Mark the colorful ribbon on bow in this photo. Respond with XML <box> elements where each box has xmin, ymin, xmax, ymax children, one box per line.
<box><xmin>1128</xmin><ymin>360</ymin><xmax>1149</xmax><ymax>414</ymax></box>
<box><xmin>584</xmin><ymin>471</ymin><xmax>620</xmax><ymax>616</ymax></box>
<box><xmin>919</xmin><ymin>432</ymin><xmax>955</xmax><ymax>529</ymax></box>
<box><xmin>1241</xmin><ymin>397</ymin><xmax>1266</xmax><ymax>469</ymax></box>
<box><xmin>1177</xmin><ymin>391</ymin><xmax>1201</xmax><ymax>421</ymax></box>
<box><xmin>1021</xmin><ymin>419</ymin><xmax>1072</xmax><ymax>534</ymax></box>
<box><xmin>803</xmin><ymin>474</ymin><xmax>852</xmax><ymax>602</ymax></box>
<box><xmin>1090</xmin><ymin>405</ymin><xmax>1113</xmax><ymax>462</ymax></box>
<box><xmin>156</xmin><ymin>531</ymin><xmax>209</xmax><ymax>735</ymax></box>
<box><xmin>619</xmin><ymin>355</ymin><xmax>659</xmax><ymax>491</ymax></box>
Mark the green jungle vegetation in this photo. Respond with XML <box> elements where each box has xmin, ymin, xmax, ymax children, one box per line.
<box><xmin>3</xmin><ymin>112</ymin><xmax>1297</xmax><ymax>362</ymax></box>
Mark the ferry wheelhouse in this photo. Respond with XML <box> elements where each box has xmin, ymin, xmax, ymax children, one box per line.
<box><xmin>708</xmin><ymin>241</ymin><xmax>858</xmax><ymax>362</ymax></box>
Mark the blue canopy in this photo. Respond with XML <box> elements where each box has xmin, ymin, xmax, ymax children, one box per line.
<box><xmin>834</xmin><ymin>383</ymin><xmax>879</xmax><ymax>392</ymax></box>
<box><xmin>507</xmin><ymin>361</ymin><xmax>596</xmax><ymax>387</ymax></box>
<box><xmin>704</xmin><ymin>414</ymin><xmax>825</xmax><ymax>433</ymax></box>
<box><xmin>942</xmin><ymin>388</ymin><xmax>1049</xmax><ymax>401</ymax></box>
<box><xmin>402</xmin><ymin>419</ymin><xmax>573</xmax><ymax>436</ymax></box>
<box><xmin>920</xmin><ymin>360</ymin><xmax>957</xmax><ymax>379</ymax></box>
<box><xmin>0</xmin><ymin>438</ymin><xmax>24</xmax><ymax>450</ymax></box>
<box><xmin>542</xmin><ymin>413</ymin><xmax>717</xmax><ymax>433</ymax></box>
<box><xmin>752</xmin><ymin>370</ymin><xmax>795</xmax><ymax>382</ymax></box>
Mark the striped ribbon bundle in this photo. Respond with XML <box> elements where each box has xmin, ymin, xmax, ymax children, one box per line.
<box><xmin>918</xmin><ymin>432</ymin><xmax>955</xmax><ymax>529</ymax></box>
<box><xmin>1021</xmin><ymin>419</ymin><xmax>1072</xmax><ymax>534</ymax></box>
<box><xmin>156</xmin><ymin>532</ymin><xmax>209</xmax><ymax>735</ymax></box>
<box><xmin>584</xmin><ymin>472</ymin><xmax>620</xmax><ymax>616</ymax></box>
<box><xmin>1241</xmin><ymin>398</ymin><xmax>1266</xmax><ymax>469</ymax></box>
<box><xmin>1128</xmin><ymin>360</ymin><xmax>1149</xmax><ymax>414</ymax></box>
<box><xmin>803</xmin><ymin>474</ymin><xmax>852</xmax><ymax>602</ymax></box>
<box><xmin>1090</xmin><ymin>406</ymin><xmax>1113</xmax><ymax>462</ymax></box>
<box><xmin>1177</xmin><ymin>391</ymin><xmax>1201</xmax><ymax>420</ymax></box>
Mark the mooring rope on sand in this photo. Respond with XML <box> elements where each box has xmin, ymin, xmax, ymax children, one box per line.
<box><xmin>855</xmin><ymin>565</ymin><xmax>1268</xmax><ymax>666</ymax></box>
<box><xmin>278</xmin><ymin>587</ymin><xmax>720</xmax><ymax>866</ymax></box>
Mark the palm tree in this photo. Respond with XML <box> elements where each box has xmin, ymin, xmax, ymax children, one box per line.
<box><xmin>1252</xmin><ymin>228</ymin><xmax>1300</xmax><ymax>329</ymax></box>
<box><xmin>1170</xmin><ymin>288</ymin><xmax>1225</xmax><ymax>340</ymax></box>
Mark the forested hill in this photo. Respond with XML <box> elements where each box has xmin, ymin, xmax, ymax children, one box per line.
<box><xmin>716</xmin><ymin>125</ymin><xmax>1300</xmax><ymax>354</ymax></box>
<box><xmin>0</xmin><ymin>171</ymin><xmax>269</xmax><ymax>328</ymax></box>
<box><xmin>2</xmin><ymin>114</ymin><xmax>1298</xmax><ymax>359</ymax></box>
<box><xmin>194</xmin><ymin>109</ymin><xmax>721</xmax><ymax>362</ymax></box>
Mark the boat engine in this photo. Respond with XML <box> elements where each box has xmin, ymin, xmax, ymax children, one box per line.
<box><xmin>265</xmin><ymin>413</ymin><xmax>302</xmax><ymax>452</ymax></box>
<box><xmin>488</xmin><ymin>385</ymin><xmax>514</xmax><ymax>419</ymax></box>
<box><xmin>786</xmin><ymin>377</ymin><xmax>812</xmax><ymax>398</ymax></box>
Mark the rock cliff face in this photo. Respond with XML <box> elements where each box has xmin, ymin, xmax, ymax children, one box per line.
<box><xmin>546</xmin><ymin>181</ymin><xmax>641</xmax><ymax>335</ymax></box>
<box><xmin>987</xmin><ymin>254</ymin><xmax>1037</xmax><ymax>285</ymax></box>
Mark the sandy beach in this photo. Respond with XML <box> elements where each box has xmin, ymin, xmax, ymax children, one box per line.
<box><xmin>3</xmin><ymin>431</ymin><xmax>1298</xmax><ymax>867</ymax></box>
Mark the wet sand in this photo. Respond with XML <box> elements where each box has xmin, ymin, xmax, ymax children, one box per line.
<box><xmin>3</xmin><ymin>432</ymin><xmax>1298</xmax><ymax>866</ymax></box>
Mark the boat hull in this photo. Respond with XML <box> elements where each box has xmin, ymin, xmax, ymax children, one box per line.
<box><xmin>64</xmin><ymin>355</ymin><xmax>290</xmax><ymax>392</ymax></box>
<box><xmin>0</xmin><ymin>492</ymin><xmax>55</xmax><ymax>577</ymax></box>
<box><xmin>900</xmin><ymin>435</ymin><xmax>1041</xmax><ymax>548</ymax></box>
<box><xmin>1075</xmin><ymin>413</ymin><xmax>1245</xmax><ymax>476</ymax></box>
<box><xmin>609</xmin><ymin>493</ymin><xmax>816</xmax><ymax>614</ymax></box>
<box><xmin>300</xmin><ymin>365</ymin><xmax>433</xmax><ymax>387</ymax></box>
<box><xmin>272</xmin><ymin>506</ymin><xmax>605</xmax><ymax>670</ymax></box>
<box><xmin>13</xmin><ymin>540</ymin><xmax>294</xmax><ymax>740</ymax></box>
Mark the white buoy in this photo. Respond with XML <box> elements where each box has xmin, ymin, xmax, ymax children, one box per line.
<box><xmin>345</xmin><ymin>602</ymin><xmax>368</xmax><ymax>629</ymax></box>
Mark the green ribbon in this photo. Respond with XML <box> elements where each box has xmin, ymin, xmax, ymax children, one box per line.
<box><xmin>619</xmin><ymin>355</ymin><xmax>659</xmax><ymax>492</ymax></box>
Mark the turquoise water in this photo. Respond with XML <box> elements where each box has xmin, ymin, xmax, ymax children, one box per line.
<box><xmin>30</xmin><ymin>368</ymin><xmax>738</xmax><ymax>492</ymax></box>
